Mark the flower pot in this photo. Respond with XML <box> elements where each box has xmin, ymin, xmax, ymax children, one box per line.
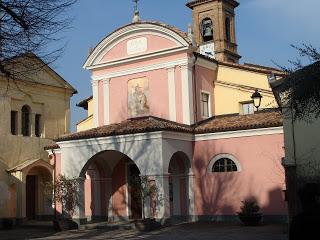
<box><xmin>238</xmin><ymin>214</ymin><xmax>262</xmax><ymax>226</ymax></box>
<box><xmin>53</xmin><ymin>219</ymin><xmax>78</xmax><ymax>231</ymax></box>
<box><xmin>134</xmin><ymin>218</ymin><xmax>160</xmax><ymax>231</ymax></box>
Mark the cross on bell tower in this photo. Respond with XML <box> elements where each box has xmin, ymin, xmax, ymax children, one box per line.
<box><xmin>132</xmin><ymin>0</ymin><xmax>141</xmax><ymax>23</ymax></box>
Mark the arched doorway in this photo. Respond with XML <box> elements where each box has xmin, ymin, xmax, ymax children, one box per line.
<box><xmin>168</xmin><ymin>152</ymin><xmax>191</xmax><ymax>218</ymax></box>
<box><xmin>26</xmin><ymin>166</ymin><xmax>52</xmax><ymax>220</ymax></box>
<box><xmin>80</xmin><ymin>150</ymin><xmax>142</xmax><ymax>222</ymax></box>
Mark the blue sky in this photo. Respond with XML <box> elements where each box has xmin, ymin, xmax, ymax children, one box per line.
<box><xmin>50</xmin><ymin>0</ymin><xmax>319</xmax><ymax>131</ymax></box>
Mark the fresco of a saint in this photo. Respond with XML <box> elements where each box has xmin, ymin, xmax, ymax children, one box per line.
<box><xmin>128</xmin><ymin>78</ymin><xmax>149</xmax><ymax>117</ymax></box>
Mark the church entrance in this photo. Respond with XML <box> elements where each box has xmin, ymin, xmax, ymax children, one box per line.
<box><xmin>26</xmin><ymin>175</ymin><xmax>36</xmax><ymax>220</ymax></box>
<box><xmin>25</xmin><ymin>166</ymin><xmax>52</xmax><ymax>220</ymax></box>
<box><xmin>80</xmin><ymin>150</ymin><xmax>143</xmax><ymax>222</ymax></box>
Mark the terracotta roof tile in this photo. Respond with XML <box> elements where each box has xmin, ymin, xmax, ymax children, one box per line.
<box><xmin>195</xmin><ymin>110</ymin><xmax>283</xmax><ymax>134</ymax></box>
<box><xmin>77</xmin><ymin>95</ymin><xmax>93</xmax><ymax>110</ymax></box>
<box><xmin>54</xmin><ymin>116</ymin><xmax>192</xmax><ymax>142</ymax></box>
<box><xmin>50</xmin><ymin>109</ymin><xmax>283</xmax><ymax>144</ymax></box>
<box><xmin>44</xmin><ymin>144</ymin><xmax>60</xmax><ymax>150</ymax></box>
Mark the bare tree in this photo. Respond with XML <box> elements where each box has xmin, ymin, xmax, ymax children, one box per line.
<box><xmin>273</xmin><ymin>44</ymin><xmax>320</xmax><ymax>120</ymax></box>
<box><xmin>0</xmin><ymin>0</ymin><xmax>76</xmax><ymax>82</ymax></box>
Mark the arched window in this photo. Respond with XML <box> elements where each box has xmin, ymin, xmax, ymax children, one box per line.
<box><xmin>21</xmin><ymin>105</ymin><xmax>31</xmax><ymax>136</ymax></box>
<box><xmin>208</xmin><ymin>154</ymin><xmax>241</xmax><ymax>173</ymax></box>
<box><xmin>212</xmin><ymin>158</ymin><xmax>237</xmax><ymax>172</ymax></box>
<box><xmin>225</xmin><ymin>17</ymin><xmax>231</xmax><ymax>42</ymax></box>
<box><xmin>201</xmin><ymin>18</ymin><xmax>213</xmax><ymax>42</ymax></box>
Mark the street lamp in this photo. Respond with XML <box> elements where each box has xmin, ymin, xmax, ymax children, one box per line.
<box><xmin>251</xmin><ymin>89</ymin><xmax>263</xmax><ymax>111</ymax></box>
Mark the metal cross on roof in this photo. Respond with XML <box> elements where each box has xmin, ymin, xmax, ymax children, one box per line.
<box><xmin>133</xmin><ymin>0</ymin><xmax>139</xmax><ymax>12</ymax></box>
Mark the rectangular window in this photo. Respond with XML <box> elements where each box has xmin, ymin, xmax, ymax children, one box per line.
<box><xmin>241</xmin><ymin>102</ymin><xmax>254</xmax><ymax>115</ymax></box>
<box><xmin>35</xmin><ymin>114</ymin><xmax>41</xmax><ymax>137</ymax></box>
<box><xmin>201</xmin><ymin>92</ymin><xmax>210</xmax><ymax>118</ymax></box>
<box><xmin>11</xmin><ymin>111</ymin><xmax>18</xmax><ymax>135</ymax></box>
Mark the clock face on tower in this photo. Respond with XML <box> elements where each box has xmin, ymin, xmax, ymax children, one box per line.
<box><xmin>200</xmin><ymin>42</ymin><xmax>215</xmax><ymax>59</ymax></box>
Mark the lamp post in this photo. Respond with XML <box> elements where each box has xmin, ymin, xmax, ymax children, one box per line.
<box><xmin>251</xmin><ymin>89</ymin><xmax>263</xmax><ymax>111</ymax></box>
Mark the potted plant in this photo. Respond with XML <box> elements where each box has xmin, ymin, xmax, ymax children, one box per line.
<box><xmin>45</xmin><ymin>175</ymin><xmax>79</xmax><ymax>231</ymax></box>
<box><xmin>130</xmin><ymin>176</ymin><xmax>160</xmax><ymax>231</ymax></box>
<box><xmin>1</xmin><ymin>218</ymin><xmax>13</xmax><ymax>230</ymax></box>
<box><xmin>237</xmin><ymin>200</ymin><xmax>263</xmax><ymax>226</ymax></box>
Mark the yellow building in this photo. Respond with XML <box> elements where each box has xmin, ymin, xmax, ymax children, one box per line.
<box><xmin>0</xmin><ymin>54</ymin><xmax>76</xmax><ymax>224</ymax></box>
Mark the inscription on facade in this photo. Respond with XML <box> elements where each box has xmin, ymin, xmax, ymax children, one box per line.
<box><xmin>127</xmin><ymin>37</ymin><xmax>148</xmax><ymax>55</ymax></box>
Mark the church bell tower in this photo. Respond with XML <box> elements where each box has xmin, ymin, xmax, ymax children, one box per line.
<box><xmin>186</xmin><ymin>0</ymin><xmax>241</xmax><ymax>63</ymax></box>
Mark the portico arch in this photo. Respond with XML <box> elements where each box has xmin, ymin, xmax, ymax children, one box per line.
<box><xmin>79</xmin><ymin>150</ymin><xmax>143</xmax><ymax>222</ymax></box>
<box><xmin>168</xmin><ymin>151</ymin><xmax>192</xmax><ymax>219</ymax></box>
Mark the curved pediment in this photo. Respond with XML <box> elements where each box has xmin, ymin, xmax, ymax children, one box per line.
<box><xmin>84</xmin><ymin>22</ymin><xmax>191</xmax><ymax>69</ymax></box>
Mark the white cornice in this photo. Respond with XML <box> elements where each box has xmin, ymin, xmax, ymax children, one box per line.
<box><xmin>215</xmin><ymin>80</ymin><xmax>274</xmax><ymax>96</ymax></box>
<box><xmin>194</xmin><ymin>127</ymin><xmax>283</xmax><ymax>141</ymax></box>
<box><xmin>57</xmin><ymin>127</ymin><xmax>283</xmax><ymax>149</ymax></box>
<box><xmin>91</xmin><ymin>58</ymin><xmax>190</xmax><ymax>81</ymax></box>
<box><xmin>196</xmin><ymin>57</ymin><xmax>218</xmax><ymax>71</ymax></box>
<box><xmin>86</xmin><ymin>46</ymin><xmax>189</xmax><ymax>71</ymax></box>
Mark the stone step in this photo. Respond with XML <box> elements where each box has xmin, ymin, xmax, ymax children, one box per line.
<box><xmin>79</xmin><ymin>221</ymin><xmax>136</xmax><ymax>231</ymax></box>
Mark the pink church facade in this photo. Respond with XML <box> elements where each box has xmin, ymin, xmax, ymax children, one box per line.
<box><xmin>47</xmin><ymin>21</ymin><xmax>287</xmax><ymax>224</ymax></box>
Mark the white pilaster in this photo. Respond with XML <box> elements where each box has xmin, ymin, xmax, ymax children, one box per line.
<box><xmin>73</xmin><ymin>178</ymin><xmax>86</xmax><ymax>221</ymax></box>
<box><xmin>103</xmin><ymin>79</ymin><xmax>110</xmax><ymax>125</ymax></box>
<box><xmin>155</xmin><ymin>175</ymin><xmax>170</xmax><ymax>221</ymax></box>
<box><xmin>92</xmin><ymin>80</ymin><xmax>99</xmax><ymax>127</ymax></box>
<box><xmin>180</xmin><ymin>65</ymin><xmax>194</xmax><ymax>125</ymax></box>
<box><xmin>167</xmin><ymin>67</ymin><xmax>177</xmax><ymax>122</ymax></box>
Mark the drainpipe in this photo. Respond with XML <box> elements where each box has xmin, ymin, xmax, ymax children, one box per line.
<box><xmin>51</xmin><ymin>149</ymin><xmax>57</xmax><ymax>220</ymax></box>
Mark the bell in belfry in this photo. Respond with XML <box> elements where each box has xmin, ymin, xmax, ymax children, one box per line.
<box><xmin>202</xmin><ymin>19</ymin><xmax>213</xmax><ymax>42</ymax></box>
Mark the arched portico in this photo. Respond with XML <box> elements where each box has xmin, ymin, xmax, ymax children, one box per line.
<box><xmin>56</xmin><ymin>131</ymin><xmax>194</xmax><ymax>223</ymax></box>
<box><xmin>78</xmin><ymin>150</ymin><xmax>143</xmax><ymax>223</ymax></box>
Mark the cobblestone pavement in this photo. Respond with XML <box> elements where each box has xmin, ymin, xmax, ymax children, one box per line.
<box><xmin>0</xmin><ymin>222</ymin><xmax>288</xmax><ymax>240</ymax></box>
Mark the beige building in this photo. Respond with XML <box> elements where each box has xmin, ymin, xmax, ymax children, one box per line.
<box><xmin>0</xmin><ymin>54</ymin><xmax>76</xmax><ymax>224</ymax></box>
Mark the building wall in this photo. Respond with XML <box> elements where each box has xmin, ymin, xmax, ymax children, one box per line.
<box><xmin>214</xmin><ymin>65</ymin><xmax>277</xmax><ymax>116</ymax></box>
<box><xmin>194</xmin><ymin>65</ymin><xmax>216</xmax><ymax>121</ymax></box>
<box><xmin>193</xmin><ymin>132</ymin><xmax>287</xmax><ymax>218</ymax></box>
<box><xmin>0</xmin><ymin>73</ymin><xmax>73</xmax><ymax>220</ymax></box>
<box><xmin>283</xmin><ymin>113</ymin><xmax>320</xmax><ymax>180</ymax></box>
<box><xmin>108</xmin><ymin>68</ymin><xmax>170</xmax><ymax>124</ymax></box>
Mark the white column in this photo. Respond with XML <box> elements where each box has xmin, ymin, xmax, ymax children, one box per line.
<box><xmin>92</xmin><ymin>80</ymin><xmax>99</xmax><ymax>127</ymax></box>
<box><xmin>167</xmin><ymin>67</ymin><xmax>177</xmax><ymax>122</ymax></box>
<box><xmin>155</xmin><ymin>175</ymin><xmax>170</xmax><ymax>221</ymax></box>
<box><xmin>105</xmin><ymin>178</ymin><xmax>113</xmax><ymax>221</ymax></box>
<box><xmin>187</xmin><ymin>173</ymin><xmax>195</xmax><ymax>221</ymax></box>
<box><xmin>180</xmin><ymin>65</ymin><xmax>194</xmax><ymax>125</ymax></box>
<box><xmin>103</xmin><ymin>79</ymin><xmax>110</xmax><ymax>125</ymax></box>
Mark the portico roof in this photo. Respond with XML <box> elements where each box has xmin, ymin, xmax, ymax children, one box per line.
<box><xmin>48</xmin><ymin>109</ymin><xmax>282</xmax><ymax>144</ymax></box>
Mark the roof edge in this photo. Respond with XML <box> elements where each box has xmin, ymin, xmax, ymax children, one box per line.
<box><xmin>186</xmin><ymin>0</ymin><xmax>240</xmax><ymax>9</ymax></box>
